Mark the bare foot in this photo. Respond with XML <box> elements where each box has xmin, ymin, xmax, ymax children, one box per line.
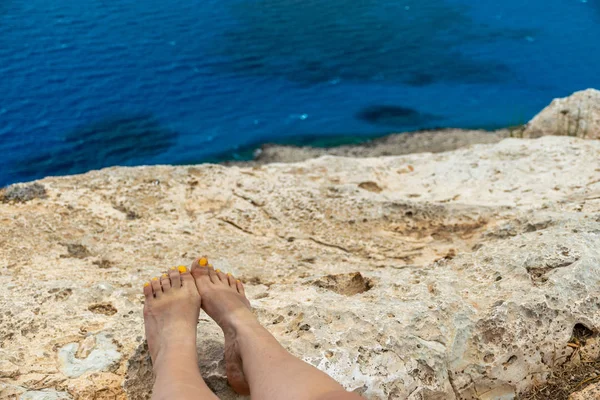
<box><xmin>190</xmin><ymin>257</ymin><xmax>362</xmax><ymax>400</ymax></box>
<box><xmin>143</xmin><ymin>266</ymin><xmax>218</xmax><ymax>400</ymax></box>
<box><xmin>143</xmin><ymin>265</ymin><xmax>201</xmax><ymax>369</ymax></box>
<box><xmin>191</xmin><ymin>257</ymin><xmax>254</xmax><ymax>395</ymax></box>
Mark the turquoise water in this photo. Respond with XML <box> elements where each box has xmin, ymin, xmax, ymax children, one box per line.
<box><xmin>0</xmin><ymin>0</ymin><xmax>598</xmax><ymax>185</ymax></box>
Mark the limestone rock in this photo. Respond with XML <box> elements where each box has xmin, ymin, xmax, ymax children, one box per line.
<box><xmin>1</xmin><ymin>136</ymin><xmax>600</xmax><ymax>399</ymax></box>
<box><xmin>0</xmin><ymin>182</ymin><xmax>47</xmax><ymax>203</ymax></box>
<box><xmin>523</xmin><ymin>88</ymin><xmax>600</xmax><ymax>139</ymax></box>
<box><xmin>569</xmin><ymin>383</ymin><xmax>600</xmax><ymax>400</ymax></box>
<box><xmin>247</xmin><ymin>128</ymin><xmax>508</xmax><ymax>165</ymax></box>
<box><xmin>58</xmin><ymin>333</ymin><xmax>121</xmax><ymax>378</ymax></box>
<box><xmin>0</xmin><ymin>360</ymin><xmax>19</xmax><ymax>379</ymax></box>
<box><xmin>20</xmin><ymin>390</ymin><xmax>73</xmax><ymax>400</ymax></box>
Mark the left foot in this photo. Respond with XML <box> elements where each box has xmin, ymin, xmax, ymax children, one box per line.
<box><xmin>143</xmin><ymin>266</ymin><xmax>201</xmax><ymax>369</ymax></box>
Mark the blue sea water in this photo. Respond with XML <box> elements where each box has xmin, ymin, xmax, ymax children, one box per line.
<box><xmin>0</xmin><ymin>0</ymin><xmax>599</xmax><ymax>186</ymax></box>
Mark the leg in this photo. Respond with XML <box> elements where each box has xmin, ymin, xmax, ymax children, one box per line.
<box><xmin>143</xmin><ymin>266</ymin><xmax>218</xmax><ymax>400</ymax></box>
<box><xmin>191</xmin><ymin>258</ymin><xmax>363</xmax><ymax>400</ymax></box>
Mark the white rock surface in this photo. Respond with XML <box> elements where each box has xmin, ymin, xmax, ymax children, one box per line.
<box><xmin>20</xmin><ymin>390</ymin><xmax>73</xmax><ymax>400</ymax></box>
<box><xmin>0</xmin><ymin>136</ymin><xmax>600</xmax><ymax>399</ymax></box>
<box><xmin>570</xmin><ymin>383</ymin><xmax>600</xmax><ymax>400</ymax></box>
<box><xmin>523</xmin><ymin>88</ymin><xmax>600</xmax><ymax>139</ymax></box>
<box><xmin>58</xmin><ymin>333</ymin><xmax>121</xmax><ymax>378</ymax></box>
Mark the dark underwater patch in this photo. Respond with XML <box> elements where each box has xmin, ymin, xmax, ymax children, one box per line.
<box><xmin>210</xmin><ymin>0</ymin><xmax>527</xmax><ymax>86</ymax></box>
<box><xmin>356</xmin><ymin>105</ymin><xmax>442</xmax><ymax>127</ymax></box>
<box><xmin>12</xmin><ymin>114</ymin><xmax>177</xmax><ymax>181</ymax></box>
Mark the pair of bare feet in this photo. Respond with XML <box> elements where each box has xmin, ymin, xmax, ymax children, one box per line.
<box><xmin>143</xmin><ymin>257</ymin><xmax>362</xmax><ymax>400</ymax></box>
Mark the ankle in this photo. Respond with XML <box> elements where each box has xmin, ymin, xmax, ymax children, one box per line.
<box><xmin>220</xmin><ymin>307</ymin><xmax>259</xmax><ymax>333</ymax></box>
<box><xmin>152</xmin><ymin>339</ymin><xmax>199</xmax><ymax>369</ymax></box>
<box><xmin>153</xmin><ymin>349</ymin><xmax>199</xmax><ymax>375</ymax></box>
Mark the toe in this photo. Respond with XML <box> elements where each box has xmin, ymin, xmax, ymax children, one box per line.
<box><xmin>143</xmin><ymin>282</ymin><xmax>153</xmax><ymax>298</ymax></box>
<box><xmin>191</xmin><ymin>256</ymin><xmax>209</xmax><ymax>273</ymax></box>
<box><xmin>191</xmin><ymin>257</ymin><xmax>210</xmax><ymax>280</ymax></box>
<box><xmin>226</xmin><ymin>272</ymin><xmax>236</xmax><ymax>287</ymax></box>
<box><xmin>191</xmin><ymin>259</ymin><xmax>213</xmax><ymax>293</ymax></box>
<box><xmin>178</xmin><ymin>265</ymin><xmax>195</xmax><ymax>286</ymax></box>
<box><xmin>207</xmin><ymin>265</ymin><xmax>219</xmax><ymax>284</ymax></box>
<box><xmin>150</xmin><ymin>277</ymin><xmax>162</xmax><ymax>297</ymax></box>
<box><xmin>169</xmin><ymin>267</ymin><xmax>181</xmax><ymax>288</ymax></box>
<box><xmin>177</xmin><ymin>265</ymin><xmax>189</xmax><ymax>276</ymax></box>
<box><xmin>215</xmin><ymin>269</ymin><xmax>227</xmax><ymax>283</ymax></box>
<box><xmin>161</xmin><ymin>273</ymin><xmax>171</xmax><ymax>292</ymax></box>
<box><xmin>236</xmin><ymin>279</ymin><xmax>245</xmax><ymax>296</ymax></box>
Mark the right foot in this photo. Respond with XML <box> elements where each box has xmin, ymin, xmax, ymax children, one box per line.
<box><xmin>191</xmin><ymin>257</ymin><xmax>253</xmax><ymax>395</ymax></box>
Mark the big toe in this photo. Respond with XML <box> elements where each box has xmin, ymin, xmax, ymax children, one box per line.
<box><xmin>191</xmin><ymin>256</ymin><xmax>212</xmax><ymax>286</ymax></box>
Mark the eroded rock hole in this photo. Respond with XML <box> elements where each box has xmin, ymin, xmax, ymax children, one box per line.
<box><xmin>358</xmin><ymin>181</ymin><xmax>382</xmax><ymax>193</ymax></box>
<box><xmin>570</xmin><ymin>323</ymin><xmax>595</xmax><ymax>346</ymax></box>
<box><xmin>312</xmin><ymin>272</ymin><xmax>373</xmax><ymax>296</ymax></box>
<box><xmin>88</xmin><ymin>303</ymin><xmax>118</xmax><ymax>316</ymax></box>
<box><xmin>61</xmin><ymin>243</ymin><xmax>92</xmax><ymax>259</ymax></box>
<box><xmin>502</xmin><ymin>355</ymin><xmax>518</xmax><ymax>371</ymax></box>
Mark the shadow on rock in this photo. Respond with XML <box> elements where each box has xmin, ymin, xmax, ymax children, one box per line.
<box><xmin>124</xmin><ymin>338</ymin><xmax>241</xmax><ymax>400</ymax></box>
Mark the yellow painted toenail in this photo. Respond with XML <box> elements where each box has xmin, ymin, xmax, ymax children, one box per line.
<box><xmin>236</xmin><ymin>279</ymin><xmax>241</xmax><ymax>283</ymax></box>
<box><xmin>169</xmin><ymin>266</ymin><xmax>177</xmax><ymax>271</ymax></box>
<box><xmin>227</xmin><ymin>272</ymin><xmax>232</xmax><ymax>276</ymax></box>
<box><xmin>199</xmin><ymin>257</ymin><xmax>208</xmax><ymax>267</ymax></box>
<box><xmin>152</xmin><ymin>277</ymin><xmax>158</xmax><ymax>281</ymax></box>
<box><xmin>208</xmin><ymin>264</ymin><xmax>213</xmax><ymax>268</ymax></box>
<box><xmin>144</xmin><ymin>282</ymin><xmax>150</xmax><ymax>287</ymax></box>
<box><xmin>178</xmin><ymin>265</ymin><xmax>187</xmax><ymax>273</ymax></box>
<box><xmin>216</xmin><ymin>269</ymin><xmax>221</xmax><ymax>273</ymax></box>
<box><xmin>162</xmin><ymin>274</ymin><xmax>168</xmax><ymax>278</ymax></box>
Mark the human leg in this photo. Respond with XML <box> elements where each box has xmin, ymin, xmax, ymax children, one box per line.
<box><xmin>191</xmin><ymin>258</ymin><xmax>362</xmax><ymax>400</ymax></box>
<box><xmin>143</xmin><ymin>266</ymin><xmax>218</xmax><ymax>400</ymax></box>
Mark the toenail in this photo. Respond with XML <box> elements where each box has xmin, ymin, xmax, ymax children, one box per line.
<box><xmin>199</xmin><ymin>257</ymin><xmax>208</xmax><ymax>267</ymax></box>
<box><xmin>208</xmin><ymin>264</ymin><xmax>213</xmax><ymax>268</ymax></box>
<box><xmin>178</xmin><ymin>265</ymin><xmax>187</xmax><ymax>273</ymax></box>
<box><xmin>162</xmin><ymin>273</ymin><xmax>168</xmax><ymax>278</ymax></box>
<box><xmin>169</xmin><ymin>267</ymin><xmax>177</xmax><ymax>271</ymax></box>
<box><xmin>227</xmin><ymin>272</ymin><xmax>232</xmax><ymax>276</ymax></box>
<box><xmin>152</xmin><ymin>277</ymin><xmax>158</xmax><ymax>281</ymax></box>
<box><xmin>144</xmin><ymin>282</ymin><xmax>150</xmax><ymax>287</ymax></box>
<box><xmin>216</xmin><ymin>269</ymin><xmax>221</xmax><ymax>273</ymax></box>
<box><xmin>236</xmin><ymin>279</ymin><xmax>241</xmax><ymax>283</ymax></box>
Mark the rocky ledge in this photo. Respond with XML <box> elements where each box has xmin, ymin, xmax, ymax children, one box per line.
<box><xmin>1</xmin><ymin>90</ymin><xmax>600</xmax><ymax>400</ymax></box>
<box><xmin>247</xmin><ymin>89</ymin><xmax>600</xmax><ymax>165</ymax></box>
